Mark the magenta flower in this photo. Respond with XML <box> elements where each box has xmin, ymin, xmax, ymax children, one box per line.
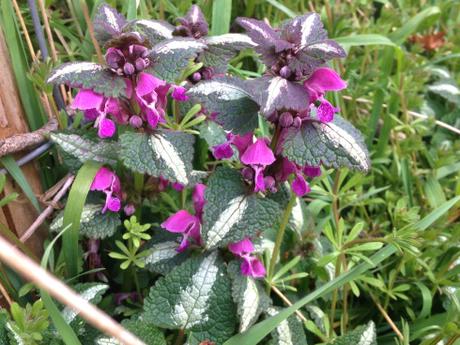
<box><xmin>161</xmin><ymin>184</ymin><xmax>206</xmax><ymax>252</ymax></box>
<box><xmin>123</xmin><ymin>204</ymin><xmax>136</xmax><ymax>216</ymax></box>
<box><xmin>228</xmin><ymin>237</ymin><xmax>266</xmax><ymax>278</ymax></box>
<box><xmin>171</xmin><ymin>85</ymin><xmax>189</xmax><ymax>102</ymax></box>
<box><xmin>72</xmin><ymin>89</ymin><xmax>124</xmax><ymax>138</ymax></box>
<box><xmin>211</xmin><ymin>132</ymin><xmax>253</xmax><ymax>160</ymax></box>
<box><xmin>240</xmin><ymin>138</ymin><xmax>276</xmax><ymax>192</ymax></box>
<box><xmin>90</xmin><ymin>167</ymin><xmax>122</xmax><ymax>213</ymax></box>
<box><xmin>304</xmin><ymin>67</ymin><xmax>347</xmax><ymax>123</ymax></box>
<box><xmin>303</xmin><ymin>165</ymin><xmax>321</xmax><ymax>178</ymax></box>
<box><xmin>134</xmin><ymin>72</ymin><xmax>170</xmax><ymax>128</ymax></box>
<box><xmin>274</xmin><ymin>158</ymin><xmax>315</xmax><ymax>197</ymax></box>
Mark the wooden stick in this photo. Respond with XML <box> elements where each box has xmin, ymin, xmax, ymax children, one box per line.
<box><xmin>0</xmin><ymin>235</ymin><xmax>146</xmax><ymax>345</ymax></box>
<box><xmin>11</xmin><ymin>0</ymin><xmax>37</xmax><ymax>62</ymax></box>
<box><xmin>36</xmin><ymin>0</ymin><xmax>58</xmax><ymax>62</ymax></box>
<box><xmin>20</xmin><ymin>175</ymin><xmax>75</xmax><ymax>242</ymax></box>
<box><xmin>81</xmin><ymin>0</ymin><xmax>104</xmax><ymax>64</ymax></box>
<box><xmin>271</xmin><ymin>285</ymin><xmax>308</xmax><ymax>323</ymax></box>
<box><xmin>0</xmin><ymin>119</ymin><xmax>58</xmax><ymax>157</ymax></box>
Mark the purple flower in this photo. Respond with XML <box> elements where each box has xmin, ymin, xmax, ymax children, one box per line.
<box><xmin>192</xmin><ymin>183</ymin><xmax>206</xmax><ymax>220</ymax></box>
<box><xmin>274</xmin><ymin>157</ymin><xmax>314</xmax><ymax>197</ymax></box>
<box><xmin>91</xmin><ymin>167</ymin><xmax>122</xmax><ymax>213</ymax></box>
<box><xmin>241</xmin><ymin>138</ymin><xmax>276</xmax><ymax>192</ymax></box>
<box><xmin>171</xmin><ymin>85</ymin><xmax>189</xmax><ymax>101</ymax></box>
<box><xmin>304</xmin><ymin>67</ymin><xmax>346</xmax><ymax>123</ymax></box>
<box><xmin>72</xmin><ymin>89</ymin><xmax>123</xmax><ymax>138</ymax></box>
<box><xmin>105</xmin><ymin>45</ymin><xmax>149</xmax><ymax>76</ymax></box>
<box><xmin>174</xmin><ymin>5</ymin><xmax>209</xmax><ymax>39</ymax></box>
<box><xmin>134</xmin><ymin>72</ymin><xmax>170</xmax><ymax>128</ymax></box>
<box><xmin>212</xmin><ymin>142</ymin><xmax>234</xmax><ymax>160</ymax></box>
<box><xmin>124</xmin><ymin>204</ymin><xmax>136</xmax><ymax>216</ymax></box>
<box><xmin>228</xmin><ymin>237</ymin><xmax>266</xmax><ymax>278</ymax></box>
<box><xmin>161</xmin><ymin>210</ymin><xmax>201</xmax><ymax>252</ymax></box>
<box><xmin>303</xmin><ymin>165</ymin><xmax>321</xmax><ymax>177</ymax></box>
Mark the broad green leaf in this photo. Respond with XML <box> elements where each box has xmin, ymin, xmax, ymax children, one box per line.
<box><xmin>266</xmin><ymin>307</ymin><xmax>307</xmax><ymax>345</ymax></box>
<box><xmin>126</xmin><ymin>19</ymin><xmax>174</xmax><ymax>45</ymax></box>
<box><xmin>188</xmin><ymin>77</ymin><xmax>259</xmax><ymax>134</ymax></box>
<box><xmin>228</xmin><ymin>261</ymin><xmax>271</xmax><ymax>332</ymax></box>
<box><xmin>144</xmin><ymin>240</ymin><xmax>189</xmax><ymax>275</ymax></box>
<box><xmin>144</xmin><ymin>252</ymin><xmax>236</xmax><ymax>343</ymax></box>
<box><xmin>327</xmin><ymin>321</ymin><xmax>376</xmax><ymax>345</ymax></box>
<box><xmin>283</xmin><ymin>116</ymin><xmax>370</xmax><ymax>173</ymax></box>
<box><xmin>335</xmin><ymin>34</ymin><xmax>397</xmax><ymax>48</ymax></box>
<box><xmin>51</xmin><ymin>204</ymin><xmax>121</xmax><ymax>239</ymax></box>
<box><xmin>211</xmin><ymin>0</ymin><xmax>232</xmax><ymax>35</ymax></box>
<box><xmin>120</xmin><ymin>131</ymin><xmax>195</xmax><ymax>185</ymax></box>
<box><xmin>201</xmin><ymin>34</ymin><xmax>255</xmax><ymax>73</ymax></box>
<box><xmin>51</xmin><ymin>133</ymin><xmax>118</xmax><ymax>168</ymax></box>
<box><xmin>202</xmin><ymin>167</ymin><xmax>282</xmax><ymax>249</ymax></box>
<box><xmin>47</xmin><ymin>62</ymin><xmax>126</xmax><ymax>98</ymax></box>
<box><xmin>147</xmin><ymin>38</ymin><xmax>206</xmax><ymax>82</ymax></box>
<box><xmin>198</xmin><ymin>120</ymin><xmax>229</xmax><ymax>148</ymax></box>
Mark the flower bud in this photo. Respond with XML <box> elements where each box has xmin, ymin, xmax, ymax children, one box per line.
<box><xmin>124</xmin><ymin>204</ymin><xmax>136</xmax><ymax>216</ymax></box>
<box><xmin>105</xmin><ymin>48</ymin><xmax>124</xmax><ymax>69</ymax></box>
<box><xmin>201</xmin><ymin>67</ymin><xmax>214</xmax><ymax>80</ymax></box>
<box><xmin>279</xmin><ymin>112</ymin><xmax>293</xmax><ymax>127</ymax></box>
<box><xmin>264</xmin><ymin>176</ymin><xmax>277</xmax><ymax>193</ymax></box>
<box><xmin>129</xmin><ymin>115</ymin><xmax>143</xmax><ymax>128</ymax></box>
<box><xmin>135</xmin><ymin>57</ymin><xmax>146</xmax><ymax>71</ymax></box>
<box><xmin>192</xmin><ymin>72</ymin><xmax>202</xmax><ymax>82</ymax></box>
<box><xmin>279</xmin><ymin>66</ymin><xmax>292</xmax><ymax>79</ymax></box>
<box><xmin>123</xmin><ymin>62</ymin><xmax>135</xmax><ymax>75</ymax></box>
<box><xmin>292</xmin><ymin>116</ymin><xmax>302</xmax><ymax>128</ymax></box>
<box><xmin>241</xmin><ymin>167</ymin><xmax>254</xmax><ymax>181</ymax></box>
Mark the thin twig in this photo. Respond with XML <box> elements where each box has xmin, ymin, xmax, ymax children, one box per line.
<box><xmin>0</xmin><ymin>280</ymin><xmax>13</xmax><ymax>307</ymax></box>
<box><xmin>20</xmin><ymin>175</ymin><xmax>75</xmax><ymax>243</ymax></box>
<box><xmin>370</xmin><ymin>293</ymin><xmax>404</xmax><ymax>340</ymax></box>
<box><xmin>36</xmin><ymin>0</ymin><xmax>57</xmax><ymax>62</ymax></box>
<box><xmin>271</xmin><ymin>285</ymin><xmax>308</xmax><ymax>323</ymax></box>
<box><xmin>81</xmin><ymin>0</ymin><xmax>104</xmax><ymax>64</ymax></box>
<box><xmin>0</xmin><ymin>235</ymin><xmax>146</xmax><ymax>345</ymax></box>
<box><xmin>342</xmin><ymin>95</ymin><xmax>460</xmax><ymax>135</ymax></box>
<box><xmin>0</xmin><ymin>119</ymin><xmax>58</xmax><ymax>157</ymax></box>
<box><xmin>11</xmin><ymin>0</ymin><xmax>37</xmax><ymax>62</ymax></box>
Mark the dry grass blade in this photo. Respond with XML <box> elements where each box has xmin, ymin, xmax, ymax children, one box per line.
<box><xmin>0</xmin><ymin>235</ymin><xmax>147</xmax><ymax>345</ymax></box>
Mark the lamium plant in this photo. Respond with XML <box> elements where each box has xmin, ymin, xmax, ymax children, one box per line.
<box><xmin>46</xmin><ymin>3</ymin><xmax>370</xmax><ymax>344</ymax></box>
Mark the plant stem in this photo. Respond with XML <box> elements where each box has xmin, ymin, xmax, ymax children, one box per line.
<box><xmin>174</xmin><ymin>329</ymin><xmax>185</xmax><ymax>345</ymax></box>
<box><xmin>267</xmin><ymin>193</ymin><xmax>297</xmax><ymax>293</ymax></box>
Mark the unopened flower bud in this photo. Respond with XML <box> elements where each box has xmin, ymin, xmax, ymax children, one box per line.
<box><xmin>264</xmin><ymin>176</ymin><xmax>277</xmax><ymax>193</ymax></box>
<box><xmin>135</xmin><ymin>57</ymin><xmax>146</xmax><ymax>71</ymax></box>
<box><xmin>201</xmin><ymin>67</ymin><xmax>214</xmax><ymax>80</ymax></box>
<box><xmin>131</xmin><ymin>44</ymin><xmax>148</xmax><ymax>57</ymax></box>
<box><xmin>124</xmin><ymin>204</ymin><xmax>136</xmax><ymax>216</ymax></box>
<box><xmin>241</xmin><ymin>167</ymin><xmax>254</xmax><ymax>181</ymax></box>
<box><xmin>105</xmin><ymin>48</ymin><xmax>124</xmax><ymax>69</ymax></box>
<box><xmin>279</xmin><ymin>112</ymin><xmax>294</xmax><ymax>127</ymax></box>
<box><xmin>123</xmin><ymin>62</ymin><xmax>135</xmax><ymax>75</ymax></box>
<box><xmin>293</xmin><ymin>117</ymin><xmax>302</xmax><ymax>128</ymax></box>
<box><xmin>129</xmin><ymin>115</ymin><xmax>143</xmax><ymax>128</ymax></box>
<box><xmin>192</xmin><ymin>72</ymin><xmax>202</xmax><ymax>82</ymax></box>
<box><xmin>279</xmin><ymin>66</ymin><xmax>291</xmax><ymax>79</ymax></box>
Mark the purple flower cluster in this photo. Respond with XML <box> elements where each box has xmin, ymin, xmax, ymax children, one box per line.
<box><xmin>90</xmin><ymin>167</ymin><xmax>122</xmax><ymax>213</ymax></box>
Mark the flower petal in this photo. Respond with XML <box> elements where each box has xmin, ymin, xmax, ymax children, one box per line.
<box><xmin>91</xmin><ymin>167</ymin><xmax>115</xmax><ymax>191</ymax></box>
<box><xmin>241</xmin><ymin>257</ymin><xmax>266</xmax><ymax>278</ymax></box>
<box><xmin>212</xmin><ymin>142</ymin><xmax>234</xmax><ymax>160</ymax></box>
<box><xmin>72</xmin><ymin>89</ymin><xmax>104</xmax><ymax>110</ymax></box>
<box><xmin>161</xmin><ymin>210</ymin><xmax>198</xmax><ymax>233</ymax></box>
<box><xmin>304</xmin><ymin>67</ymin><xmax>347</xmax><ymax>100</ymax></box>
<box><xmin>192</xmin><ymin>183</ymin><xmax>206</xmax><ymax>218</ymax></box>
<box><xmin>228</xmin><ymin>237</ymin><xmax>255</xmax><ymax>256</ymax></box>
<box><xmin>171</xmin><ymin>85</ymin><xmax>189</xmax><ymax>101</ymax></box>
<box><xmin>317</xmin><ymin>99</ymin><xmax>338</xmax><ymax>123</ymax></box>
<box><xmin>241</xmin><ymin>138</ymin><xmax>276</xmax><ymax>166</ymax></box>
<box><xmin>291</xmin><ymin>173</ymin><xmax>310</xmax><ymax>197</ymax></box>
<box><xmin>136</xmin><ymin>72</ymin><xmax>167</xmax><ymax>96</ymax></box>
<box><xmin>97</xmin><ymin>118</ymin><xmax>116</xmax><ymax>138</ymax></box>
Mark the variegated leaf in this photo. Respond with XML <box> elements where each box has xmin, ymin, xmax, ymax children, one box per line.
<box><xmin>144</xmin><ymin>252</ymin><xmax>235</xmax><ymax>344</ymax></box>
<box><xmin>200</xmin><ymin>33</ymin><xmax>255</xmax><ymax>73</ymax></box>
<box><xmin>254</xmin><ymin>76</ymin><xmax>309</xmax><ymax>117</ymax></box>
<box><xmin>147</xmin><ymin>38</ymin><xmax>206</xmax><ymax>82</ymax></box>
<box><xmin>51</xmin><ymin>204</ymin><xmax>121</xmax><ymax>239</ymax></box>
<box><xmin>144</xmin><ymin>240</ymin><xmax>189</xmax><ymax>275</ymax></box>
<box><xmin>93</xmin><ymin>3</ymin><xmax>126</xmax><ymax>44</ymax></box>
<box><xmin>267</xmin><ymin>307</ymin><xmax>308</xmax><ymax>345</ymax></box>
<box><xmin>119</xmin><ymin>131</ymin><xmax>196</xmax><ymax>186</ymax></box>
<box><xmin>126</xmin><ymin>19</ymin><xmax>174</xmax><ymax>45</ymax></box>
<box><xmin>188</xmin><ymin>77</ymin><xmax>259</xmax><ymax>134</ymax></box>
<box><xmin>202</xmin><ymin>167</ymin><xmax>281</xmax><ymax>249</ymax></box>
<box><xmin>282</xmin><ymin>116</ymin><xmax>370</xmax><ymax>173</ymax></box>
<box><xmin>228</xmin><ymin>261</ymin><xmax>271</xmax><ymax>332</ymax></box>
<box><xmin>47</xmin><ymin>62</ymin><xmax>126</xmax><ymax>98</ymax></box>
<box><xmin>63</xmin><ymin>283</ymin><xmax>109</xmax><ymax>325</ymax></box>
<box><xmin>328</xmin><ymin>321</ymin><xmax>376</xmax><ymax>345</ymax></box>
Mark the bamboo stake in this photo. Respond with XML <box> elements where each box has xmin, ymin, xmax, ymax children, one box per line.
<box><xmin>0</xmin><ymin>235</ymin><xmax>146</xmax><ymax>345</ymax></box>
<box><xmin>11</xmin><ymin>0</ymin><xmax>37</xmax><ymax>62</ymax></box>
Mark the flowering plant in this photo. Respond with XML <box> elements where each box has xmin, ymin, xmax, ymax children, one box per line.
<box><xmin>47</xmin><ymin>3</ymin><xmax>370</xmax><ymax>344</ymax></box>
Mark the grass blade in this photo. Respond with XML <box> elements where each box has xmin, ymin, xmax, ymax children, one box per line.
<box><xmin>211</xmin><ymin>0</ymin><xmax>232</xmax><ymax>35</ymax></box>
<box><xmin>265</xmin><ymin>0</ymin><xmax>296</xmax><ymax>18</ymax></box>
<box><xmin>413</xmin><ymin>196</ymin><xmax>460</xmax><ymax>231</ymax></box>
<box><xmin>389</xmin><ymin>7</ymin><xmax>441</xmax><ymax>44</ymax></box>
<box><xmin>62</xmin><ymin>160</ymin><xmax>101</xmax><ymax>278</ymax></box>
<box><xmin>0</xmin><ymin>155</ymin><xmax>41</xmax><ymax>212</ymax></box>
<box><xmin>335</xmin><ymin>34</ymin><xmax>397</xmax><ymax>48</ymax></box>
<box><xmin>224</xmin><ymin>245</ymin><xmax>398</xmax><ymax>345</ymax></box>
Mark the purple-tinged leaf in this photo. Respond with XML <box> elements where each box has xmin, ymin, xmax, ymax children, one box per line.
<box><xmin>126</xmin><ymin>19</ymin><xmax>174</xmax><ymax>45</ymax></box>
<box><xmin>282</xmin><ymin>115</ymin><xmax>370</xmax><ymax>173</ymax></box>
<box><xmin>179</xmin><ymin>4</ymin><xmax>209</xmax><ymax>38</ymax></box>
<box><xmin>93</xmin><ymin>3</ymin><xmax>127</xmax><ymax>44</ymax></box>
<box><xmin>47</xmin><ymin>62</ymin><xmax>126</xmax><ymax>98</ymax></box>
<box><xmin>252</xmin><ymin>76</ymin><xmax>309</xmax><ymax>117</ymax></box>
<box><xmin>147</xmin><ymin>38</ymin><xmax>206</xmax><ymax>82</ymax></box>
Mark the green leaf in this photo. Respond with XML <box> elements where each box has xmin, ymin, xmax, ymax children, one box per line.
<box><xmin>334</xmin><ymin>34</ymin><xmax>397</xmax><ymax>48</ymax></box>
<box><xmin>198</xmin><ymin>120</ymin><xmax>229</xmax><ymax>148</ymax></box>
<box><xmin>188</xmin><ymin>77</ymin><xmax>259</xmax><ymax>134</ymax></box>
<box><xmin>126</xmin><ymin>19</ymin><xmax>174</xmax><ymax>46</ymax></box>
<box><xmin>47</xmin><ymin>62</ymin><xmax>126</xmax><ymax>98</ymax></box>
<box><xmin>211</xmin><ymin>0</ymin><xmax>232</xmax><ymax>35</ymax></box>
<box><xmin>283</xmin><ymin>116</ymin><xmax>370</xmax><ymax>173</ymax></box>
<box><xmin>413</xmin><ymin>195</ymin><xmax>460</xmax><ymax>231</ymax></box>
<box><xmin>147</xmin><ymin>38</ymin><xmax>206</xmax><ymax>83</ymax></box>
<box><xmin>120</xmin><ymin>131</ymin><xmax>196</xmax><ymax>185</ymax></box>
<box><xmin>228</xmin><ymin>261</ymin><xmax>271</xmax><ymax>332</ymax></box>
<box><xmin>223</xmin><ymin>245</ymin><xmax>397</xmax><ymax>345</ymax></box>
<box><xmin>0</xmin><ymin>312</ymin><xmax>9</xmax><ymax>345</ymax></box>
<box><xmin>266</xmin><ymin>307</ymin><xmax>307</xmax><ymax>345</ymax></box>
<box><xmin>62</xmin><ymin>161</ymin><xmax>102</xmax><ymax>278</ymax></box>
<box><xmin>202</xmin><ymin>167</ymin><xmax>282</xmax><ymax>249</ymax></box>
<box><xmin>121</xmin><ymin>317</ymin><xmax>166</xmax><ymax>345</ymax></box>
<box><xmin>0</xmin><ymin>155</ymin><xmax>40</xmax><ymax>212</ymax></box>
<box><xmin>51</xmin><ymin>204</ymin><xmax>121</xmax><ymax>239</ymax></box>
<box><xmin>144</xmin><ymin>240</ymin><xmax>189</xmax><ymax>275</ymax></box>
<box><xmin>201</xmin><ymin>34</ymin><xmax>255</xmax><ymax>73</ymax></box>
<box><xmin>327</xmin><ymin>321</ymin><xmax>376</xmax><ymax>345</ymax></box>
<box><xmin>93</xmin><ymin>3</ymin><xmax>127</xmax><ymax>45</ymax></box>
<box><xmin>51</xmin><ymin>133</ymin><xmax>119</xmax><ymax>168</ymax></box>
<box><xmin>144</xmin><ymin>252</ymin><xmax>236</xmax><ymax>343</ymax></box>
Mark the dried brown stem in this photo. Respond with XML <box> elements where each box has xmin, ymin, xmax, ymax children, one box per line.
<box><xmin>0</xmin><ymin>235</ymin><xmax>146</xmax><ymax>345</ymax></box>
<box><xmin>0</xmin><ymin>119</ymin><xmax>58</xmax><ymax>157</ymax></box>
<box><xmin>81</xmin><ymin>0</ymin><xmax>104</xmax><ymax>64</ymax></box>
<box><xmin>0</xmin><ymin>279</ymin><xmax>13</xmax><ymax>307</ymax></box>
<box><xmin>271</xmin><ymin>285</ymin><xmax>307</xmax><ymax>323</ymax></box>
<box><xmin>370</xmin><ymin>293</ymin><xmax>403</xmax><ymax>340</ymax></box>
<box><xmin>20</xmin><ymin>175</ymin><xmax>75</xmax><ymax>243</ymax></box>
<box><xmin>11</xmin><ymin>0</ymin><xmax>37</xmax><ymax>62</ymax></box>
